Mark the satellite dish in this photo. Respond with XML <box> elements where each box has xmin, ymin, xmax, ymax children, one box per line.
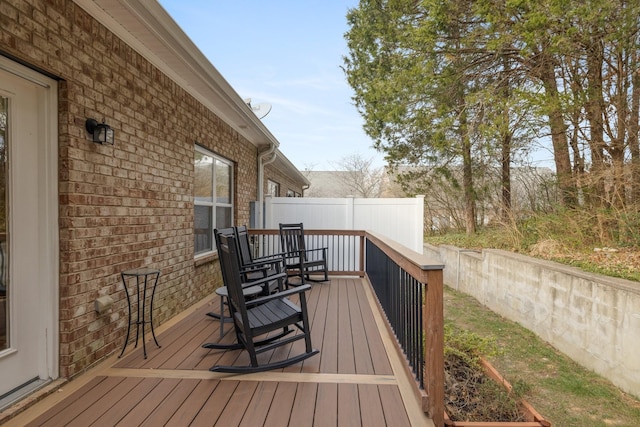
<box><xmin>252</xmin><ymin>103</ymin><xmax>272</xmax><ymax>119</ymax></box>
<box><xmin>244</xmin><ymin>98</ymin><xmax>272</xmax><ymax>119</ymax></box>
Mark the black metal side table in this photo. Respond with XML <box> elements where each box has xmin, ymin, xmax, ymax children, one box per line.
<box><xmin>119</xmin><ymin>268</ymin><xmax>161</xmax><ymax>358</ymax></box>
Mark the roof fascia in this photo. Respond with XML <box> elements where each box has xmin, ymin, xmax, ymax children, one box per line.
<box><xmin>273</xmin><ymin>149</ymin><xmax>310</xmax><ymax>186</ymax></box>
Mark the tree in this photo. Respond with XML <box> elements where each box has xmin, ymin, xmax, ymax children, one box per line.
<box><xmin>343</xmin><ymin>0</ymin><xmax>536</xmax><ymax>233</ymax></box>
<box><xmin>345</xmin><ymin>0</ymin><xmax>640</xmax><ymax>234</ymax></box>
<box><xmin>302</xmin><ymin>154</ymin><xmax>384</xmax><ymax>198</ymax></box>
<box><xmin>345</xmin><ymin>1</ymin><xmax>466</xmax><ymax>229</ymax></box>
<box><xmin>478</xmin><ymin>0</ymin><xmax>640</xmax><ymax>210</ymax></box>
<box><xmin>332</xmin><ymin>153</ymin><xmax>385</xmax><ymax>198</ymax></box>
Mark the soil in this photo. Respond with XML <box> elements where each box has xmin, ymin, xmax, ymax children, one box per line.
<box><xmin>445</xmin><ymin>353</ymin><xmax>527</xmax><ymax>422</ymax></box>
<box><xmin>529</xmin><ymin>240</ymin><xmax>640</xmax><ymax>276</ymax></box>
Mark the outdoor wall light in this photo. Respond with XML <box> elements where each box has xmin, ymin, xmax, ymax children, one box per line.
<box><xmin>85</xmin><ymin>118</ymin><xmax>114</xmax><ymax>145</ymax></box>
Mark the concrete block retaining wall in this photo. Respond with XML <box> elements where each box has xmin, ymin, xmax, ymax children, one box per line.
<box><xmin>424</xmin><ymin>243</ymin><xmax>640</xmax><ymax>398</ymax></box>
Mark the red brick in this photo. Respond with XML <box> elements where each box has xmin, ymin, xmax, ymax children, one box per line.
<box><xmin>0</xmin><ymin>0</ymin><xmax>303</xmax><ymax>378</ymax></box>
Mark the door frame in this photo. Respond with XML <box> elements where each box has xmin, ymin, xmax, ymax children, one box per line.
<box><xmin>0</xmin><ymin>56</ymin><xmax>59</xmax><ymax>383</ymax></box>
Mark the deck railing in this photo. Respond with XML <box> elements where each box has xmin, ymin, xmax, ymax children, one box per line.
<box><xmin>366</xmin><ymin>237</ymin><xmax>425</xmax><ymax>386</ymax></box>
<box><xmin>248</xmin><ymin>228</ymin><xmax>444</xmax><ymax>425</ymax></box>
<box><xmin>247</xmin><ymin>229</ymin><xmax>366</xmax><ymax>276</ymax></box>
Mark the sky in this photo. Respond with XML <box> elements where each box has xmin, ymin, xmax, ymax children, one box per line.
<box><xmin>158</xmin><ymin>0</ymin><xmax>383</xmax><ymax>172</ymax></box>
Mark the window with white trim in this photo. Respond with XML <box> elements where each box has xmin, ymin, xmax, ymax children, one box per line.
<box><xmin>267</xmin><ymin>179</ymin><xmax>280</xmax><ymax>197</ymax></box>
<box><xmin>194</xmin><ymin>145</ymin><xmax>233</xmax><ymax>256</ymax></box>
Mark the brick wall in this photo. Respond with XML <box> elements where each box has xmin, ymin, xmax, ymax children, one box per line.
<box><xmin>264</xmin><ymin>164</ymin><xmax>305</xmax><ymax>198</ymax></box>
<box><xmin>0</xmin><ymin>0</ymin><xmax>264</xmax><ymax>377</ymax></box>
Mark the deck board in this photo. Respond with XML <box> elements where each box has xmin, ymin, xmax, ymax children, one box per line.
<box><xmin>358</xmin><ymin>384</ymin><xmax>387</xmax><ymax>427</ymax></box>
<box><xmin>215</xmin><ymin>380</ymin><xmax>259</xmax><ymax>426</ymax></box>
<box><xmin>189</xmin><ymin>380</ymin><xmax>238</xmax><ymax>426</ymax></box>
<box><xmin>338</xmin><ymin>279</ymin><xmax>357</xmax><ymax>374</ymax></box>
<box><xmin>348</xmin><ymin>279</ymin><xmax>375</xmax><ymax>374</ymax></box>
<box><xmin>288</xmin><ymin>381</ymin><xmax>317</xmax><ymax>427</ymax></box>
<box><xmin>320</xmin><ymin>279</ymin><xmax>339</xmax><ymax>374</ymax></box>
<box><xmin>27</xmin><ymin>376</ymin><xmax>125</xmax><ymax>426</ymax></box>
<box><xmin>263</xmin><ymin>382</ymin><xmax>297</xmax><ymax>427</ymax></box>
<box><xmin>298</xmin><ymin>278</ymin><xmax>329</xmax><ymax>373</ymax></box>
<box><xmin>338</xmin><ymin>383</ymin><xmax>361</xmax><ymax>426</ymax></box>
<box><xmin>356</xmin><ymin>282</ymin><xmax>394</xmax><ymax>374</ymax></box>
<box><xmin>314</xmin><ymin>383</ymin><xmax>338</xmax><ymax>427</ymax></box>
<box><xmin>164</xmin><ymin>379</ymin><xmax>217</xmax><ymax>425</ymax></box>
<box><xmin>67</xmin><ymin>377</ymin><xmax>145</xmax><ymax>426</ymax></box>
<box><xmin>90</xmin><ymin>377</ymin><xmax>163</xmax><ymax>426</ymax></box>
<box><xmin>114</xmin><ymin>378</ymin><xmax>182</xmax><ymax>426</ymax></box>
<box><xmin>238</xmin><ymin>381</ymin><xmax>277</xmax><ymax>427</ymax></box>
<box><xmin>8</xmin><ymin>277</ymin><xmax>432</xmax><ymax>427</ymax></box>
<box><xmin>379</xmin><ymin>384</ymin><xmax>412</xmax><ymax>426</ymax></box>
<box><xmin>139</xmin><ymin>378</ymin><xmax>200</xmax><ymax>426</ymax></box>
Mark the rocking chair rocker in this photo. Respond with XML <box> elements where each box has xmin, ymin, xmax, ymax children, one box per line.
<box><xmin>202</xmin><ymin>233</ymin><xmax>318</xmax><ymax>373</ymax></box>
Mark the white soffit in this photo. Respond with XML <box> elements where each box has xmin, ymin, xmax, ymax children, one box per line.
<box><xmin>74</xmin><ymin>0</ymin><xmax>279</xmax><ymax>149</ymax></box>
<box><xmin>274</xmin><ymin>149</ymin><xmax>311</xmax><ymax>187</ymax></box>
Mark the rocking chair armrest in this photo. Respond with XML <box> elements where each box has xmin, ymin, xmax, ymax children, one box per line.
<box><xmin>282</xmin><ymin>248</ymin><xmax>327</xmax><ymax>265</ymax></box>
<box><xmin>239</xmin><ymin>264</ymin><xmax>270</xmax><ymax>276</ymax></box>
<box><xmin>304</xmin><ymin>247</ymin><xmax>328</xmax><ymax>256</ymax></box>
<box><xmin>281</xmin><ymin>250</ymin><xmax>299</xmax><ymax>257</ymax></box>
<box><xmin>243</xmin><ymin>255</ymin><xmax>285</xmax><ymax>270</ymax></box>
<box><xmin>253</xmin><ymin>253</ymin><xmax>286</xmax><ymax>263</ymax></box>
<box><xmin>240</xmin><ymin>271</ymin><xmax>287</xmax><ymax>289</ymax></box>
<box><xmin>283</xmin><ymin>247</ymin><xmax>327</xmax><ymax>256</ymax></box>
<box><xmin>240</xmin><ymin>281</ymin><xmax>263</xmax><ymax>290</ymax></box>
<box><xmin>246</xmin><ymin>284</ymin><xmax>312</xmax><ymax>306</ymax></box>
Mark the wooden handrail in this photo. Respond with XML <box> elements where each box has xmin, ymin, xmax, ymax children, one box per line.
<box><xmin>364</xmin><ymin>230</ymin><xmax>444</xmax><ymax>426</ymax></box>
<box><xmin>248</xmin><ymin>228</ymin><xmax>444</xmax><ymax>426</ymax></box>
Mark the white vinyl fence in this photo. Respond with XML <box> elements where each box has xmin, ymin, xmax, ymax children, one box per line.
<box><xmin>263</xmin><ymin>195</ymin><xmax>424</xmax><ymax>252</ymax></box>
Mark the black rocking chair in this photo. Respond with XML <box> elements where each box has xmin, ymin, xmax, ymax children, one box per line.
<box><xmin>206</xmin><ymin>227</ymin><xmax>272</xmax><ymax>320</ymax></box>
<box><xmin>279</xmin><ymin>223</ymin><xmax>329</xmax><ymax>284</ymax></box>
<box><xmin>235</xmin><ymin>225</ymin><xmax>285</xmax><ymax>294</ymax></box>
<box><xmin>202</xmin><ymin>233</ymin><xmax>318</xmax><ymax>373</ymax></box>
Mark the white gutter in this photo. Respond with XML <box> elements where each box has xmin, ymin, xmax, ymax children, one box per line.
<box><xmin>257</xmin><ymin>143</ymin><xmax>278</xmax><ymax>228</ymax></box>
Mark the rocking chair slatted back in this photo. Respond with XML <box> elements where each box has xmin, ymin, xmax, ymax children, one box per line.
<box><xmin>235</xmin><ymin>225</ymin><xmax>284</xmax><ymax>294</ymax></box>
<box><xmin>234</xmin><ymin>225</ymin><xmax>255</xmax><ymax>267</ymax></box>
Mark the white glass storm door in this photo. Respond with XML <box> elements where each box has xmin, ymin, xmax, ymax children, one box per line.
<box><xmin>0</xmin><ymin>58</ymin><xmax>58</xmax><ymax>403</ymax></box>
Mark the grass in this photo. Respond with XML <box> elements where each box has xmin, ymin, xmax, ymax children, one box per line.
<box><xmin>555</xmin><ymin>257</ymin><xmax>640</xmax><ymax>282</ymax></box>
<box><xmin>444</xmin><ymin>286</ymin><xmax>640</xmax><ymax>427</ymax></box>
<box><xmin>427</xmin><ymin>207</ymin><xmax>640</xmax><ymax>282</ymax></box>
<box><xmin>434</xmin><ymin>209</ymin><xmax>640</xmax><ymax>423</ymax></box>
<box><xmin>430</xmin><ymin>227</ymin><xmax>640</xmax><ymax>282</ymax></box>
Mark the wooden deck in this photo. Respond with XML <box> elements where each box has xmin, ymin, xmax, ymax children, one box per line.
<box><xmin>4</xmin><ymin>277</ymin><xmax>433</xmax><ymax>426</ymax></box>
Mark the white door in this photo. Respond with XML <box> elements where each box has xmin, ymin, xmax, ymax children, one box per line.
<box><xmin>0</xmin><ymin>58</ymin><xmax>58</xmax><ymax>401</ymax></box>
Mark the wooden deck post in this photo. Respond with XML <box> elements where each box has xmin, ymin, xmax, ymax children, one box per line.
<box><xmin>424</xmin><ymin>269</ymin><xmax>444</xmax><ymax>427</ymax></box>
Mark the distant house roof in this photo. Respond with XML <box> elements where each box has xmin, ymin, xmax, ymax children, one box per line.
<box><xmin>304</xmin><ymin>171</ymin><xmax>360</xmax><ymax>197</ymax></box>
